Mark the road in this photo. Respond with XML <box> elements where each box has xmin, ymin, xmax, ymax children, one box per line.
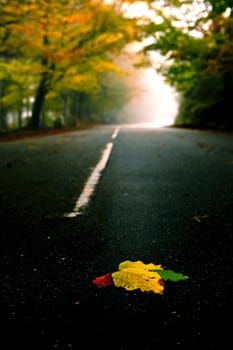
<box><xmin>0</xmin><ymin>125</ymin><xmax>232</xmax><ymax>349</ymax></box>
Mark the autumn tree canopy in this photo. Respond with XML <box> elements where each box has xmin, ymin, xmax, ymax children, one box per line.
<box><xmin>1</xmin><ymin>0</ymin><xmax>233</xmax><ymax>131</ymax></box>
<box><xmin>0</xmin><ymin>0</ymin><xmax>144</xmax><ymax>129</ymax></box>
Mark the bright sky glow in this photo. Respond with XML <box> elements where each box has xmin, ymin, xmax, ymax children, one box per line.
<box><xmin>119</xmin><ymin>2</ymin><xmax>181</xmax><ymax>127</ymax></box>
<box><xmin>122</xmin><ymin>1</ymin><xmax>156</xmax><ymax>20</ymax></box>
<box><xmin>119</xmin><ymin>63</ymin><xmax>179</xmax><ymax>127</ymax></box>
<box><xmin>116</xmin><ymin>1</ymin><xmax>212</xmax><ymax>126</ymax></box>
<box><xmin>122</xmin><ymin>0</ymin><xmax>209</xmax><ymax>38</ymax></box>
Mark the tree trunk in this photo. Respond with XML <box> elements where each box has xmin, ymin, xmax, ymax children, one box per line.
<box><xmin>0</xmin><ymin>110</ymin><xmax>7</xmax><ymax>131</ymax></box>
<box><xmin>30</xmin><ymin>73</ymin><xmax>49</xmax><ymax>129</ymax></box>
<box><xmin>0</xmin><ymin>79</ymin><xmax>8</xmax><ymax>131</ymax></box>
<box><xmin>29</xmin><ymin>36</ymin><xmax>53</xmax><ymax>129</ymax></box>
<box><xmin>17</xmin><ymin>108</ymin><xmax>22</xmax><ymax>129</ymax></box>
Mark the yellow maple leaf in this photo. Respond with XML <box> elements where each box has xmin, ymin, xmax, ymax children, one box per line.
<box><xmin>111</xmin><ymin>260</ymin><xmax>164</xmax><ymax>295</ymax></box>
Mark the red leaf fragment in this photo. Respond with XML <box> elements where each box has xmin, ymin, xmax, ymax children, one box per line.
<box><xmin>92</xmin><ymin>272</ymin><xmax>113</xmax><ymax>287</ymax></box>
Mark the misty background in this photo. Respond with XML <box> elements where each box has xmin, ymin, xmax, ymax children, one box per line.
<box><xmin>118</xmin><ymin>66</ymin><xmax>179</xmax><ymax>127</ymax></box>
<box><xmin>111</xmin><ymin>42</ymin><xmax>180</xmax><ymax>127</ymax></box>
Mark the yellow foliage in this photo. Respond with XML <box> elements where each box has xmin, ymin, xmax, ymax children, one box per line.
<box><xmin>62</xmin><ymin>74</ymin><xmax>86</xmax><ymax>88</ymax></box>
<box><xmin>60</xmin><ymin>71</ymin><xmax>99</xmax><ymax>93</ymax></box>
<box><xmin>86</xmin><ymin>33</ymin><xmax>124</xmax><ymax>53</ymax></box>
<box><xmin>112</xmin><ymin>260</ymin><xmax>164</xmax><ymax>294</ymax></box>
<box><xmin>61</xmin><ymin>13</ymin><xmax>92</xmax><ymax>25</ymax></box>
<box><xmin>94</xmin><ymin>60</ymin><xmax>123</xmax><ymax>74</ymax></box>
<box><xmin>46</xmin><ymin>91</ymin><xmax>58</xmax><ymax>100</ymax></box>
<box><xmin>70</xmin><ymin>75</ymin><xmax>86</xmax><ymax>85</ymax></box>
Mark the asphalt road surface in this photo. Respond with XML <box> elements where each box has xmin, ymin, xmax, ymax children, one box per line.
<box><xmin>0</xmin><ymin>125</ymin><xmax>233</xmax><ymax>349</ymax></box>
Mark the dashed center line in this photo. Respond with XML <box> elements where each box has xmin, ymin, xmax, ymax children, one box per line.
<box><xmin>65</xmin><ymin>127</ymin><xmax>119</xmax><ymax>217</ymax></box>
<box><xmin>112</xmin><ymin>127</ymin><xmax>119</xmax><ymax>139</ymax></box>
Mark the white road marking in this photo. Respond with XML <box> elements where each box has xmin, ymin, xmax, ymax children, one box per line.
<box><xmin>65</xmin><ymin>142</ymin><xmax>113</xmax><ymax>217</ymax></box>
<box><xmin>112</xmin><ymin>127</ymin><xmax>120</xmax><ymax>139</ymax></box>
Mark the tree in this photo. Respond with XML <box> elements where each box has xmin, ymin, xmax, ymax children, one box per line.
<box><xmin>0</xmin><ymin>0</ymin><xmax>141</xmax><ymax>129</ymax></box>
<box><xmin>143</xmin><ymin>0</ymin><xmax>233</xmax><ymax>129</ymax></box>
<box><xmin>205</xmin><ymin>0</ymin><xmax>233</xmax><ymax>16</ymax></box>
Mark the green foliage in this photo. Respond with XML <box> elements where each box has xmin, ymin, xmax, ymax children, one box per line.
<box><xmin>150</xmin><ymin>269</ymin><xmax>189</xmax><ymax>282</ymax></box>
<box><xmin>205</xmin><ymin>0</ymin><xmax>233</xmax><ymax>16</ymax></box>
<box><xmin>176</xmin><ymin>74</ymin><xmax>225</xmax><ymax>127</ymax></box>
<box><xmin>143</xmin><ymin>0</ymin><xmax>233</xmax><ymax>129</ymax></box>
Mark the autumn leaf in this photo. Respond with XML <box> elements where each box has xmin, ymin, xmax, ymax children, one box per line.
<box><xmin>92</xmin><ymin>272</ymin><xmax>113</xmax><ymax>288</ymax></box>
<box><xmin>112</xmin><ymin>260</ymin><xmax>164</xmax><ymax>294</ymax></box>
<box><xmin>149</xmin><ymin>269</ymin><xmax>189</xmax><ymax>282</ymax></box>
<box><xmin>92</xmin><ymin>260</ymin><xmax>189</xmax><ymax>295</ymax></box>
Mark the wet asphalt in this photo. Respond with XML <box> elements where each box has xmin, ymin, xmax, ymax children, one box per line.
<box><xmin>0</xmin><ymin>125</ymin><xmax>233</xmax><ymax>349</ymax></box>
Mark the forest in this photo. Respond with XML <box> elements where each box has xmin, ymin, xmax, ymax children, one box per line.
<box><xmin>0</xmin><ymin>0</ymin><xmax>233</xmax><ymax>132</ymax></box>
